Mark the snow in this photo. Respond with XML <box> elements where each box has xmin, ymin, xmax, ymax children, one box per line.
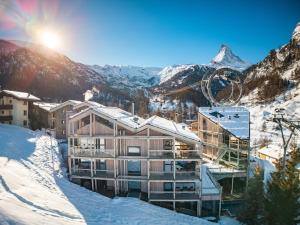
<box><xmin>0</xmin><ymin>124</ymin><xmax>228</xmax><ymax>225</ymax></box>
<box><xmin>73</xmin><ymin>101</ymin><xmax>105</xmax><ymax>110</ymax></box>
<box><xmin>199</xmin><ymin>107</ymin><xmax>250</xmax><ymax>139</ymax></box>
<box><xmin>201</xmin><ymin>166</ymin><xmax>220</xmax><ymax>195</ymax></box>
<box><xmin>209</xmin><ymin>45</ymin><xmax>251</xmax><ymax>71</ymax></box>
<box><xmin>159</xmin><ymin>64</ymin><xmax>198</xmax><ymax>84</ymax></box>
<box><xmin>34</xmin><ymin>102</ymin><xmax>61</xmax><ymax>112</ymax></box>
<box><xmin>257</xmin><ymin>144</ymin><xmax>290</xmax><ymax>161</ymax></box>
<box><xmin>1</xmin><ymin>90</ymin><xmax>40</xmax><ymax>101</ymax></box>
<box><xmin>292</xmin><ymin>22</ymin><xmax>300</xmax><ymax>42</ymax></box>
<box><xmin>50</xmin><ymin>100</ymin><xmax>82</xmax><ymax>112</ymax></box>
<box><xmin>241</xmin><ymin>85</ymin><xmax>300</xmax><ymax>146</ymax></box>
<box><xmin>91</xmin><ymin>64</ymin><xmax>162</xmax><ymax>88</ymax></box>
<box><xmin>70</xmin><ymin>106</ymin><xmax>200</xmax><ymax>143</ymax></box>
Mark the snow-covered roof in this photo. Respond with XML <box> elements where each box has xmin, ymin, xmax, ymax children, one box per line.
<box><xmin>70</xmin><ymin>106</ymin><xmax>201</xmax><ymax>143</ymax></box>
<box><xmin>199</xmin><ymin>106</ymin><xmax>250</xmax><ymax>139</ymax></box>
<box><xmin>257</xmin><ymin>144</ymin><xmax>289</xmax><ymax>160</ymax></box>
<box><xmin>1</xmin><ymin>90</ymin><xmax>40</xmax><ymax>101</ymax></box>
<box><xmin>73</xmin><ymin>100</ymin><xmax>105</xmax><ymax>110</ymax></box>
<box><xmin>33</xmin><ymin>102</ymin><xmax>60</xmax><ymax>112</ymax></box>
<box><xmin>49</xmin><ymin>100</ymin><xmax>81</xmax><ymax>112</ymax></box>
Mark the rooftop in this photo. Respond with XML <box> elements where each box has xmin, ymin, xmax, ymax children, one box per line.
<box><xmin>70</xmin><ymin>105</ymin><xmax>200</xmax><ymax>143</ymax></box>
<box><xmin>199</xmin><ymin>106</ymin><xmax>250</xmax><ymax>139</ymax></box>
<box><xmin>34</xmin><ymin>102</ymin><xmax>61</xmax><ymax>112</ymax></box>
<box><xmin>1</xmin><ymin>90</ymin><xmax>40</xmax><ymax>101</ymax></box>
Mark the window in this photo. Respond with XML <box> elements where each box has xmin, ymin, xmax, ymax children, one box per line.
<box><xmin>164</xmin><ymin>182</ymin><xmax>173</xmax><ymax>191</ymax></box>
<box><xmin>128</xmin><ymin>146</ymin><xmax>141</xmax><ymax>156</ymax></box>
<box><xmin>163</xmin><ymin>161</ymin><xmax>173</xmax><ymax>172</ymax></box>
<box><xmin>23</xmin><ymin>120</ymin><xmax>27</xmax><ymax>126</ymax></box>
<box><xmin>96</xmin><ymin>138</ymin><xmax>105</xmax><ymax>150</ymax></box>
<box><xmin>1</xmin><ymin>111</ymin><xmax>4</xmax><ymax>115</ymax></box>
<box><xmin>24</xmin><ymin>110</ymin><xmax>27</xmax><ymax>116</ymax></box>
<box><xmin>9</xmin><ymin>99</ymin><xmax>12</xmax><ymax>104</ymax></box>
<box><xmin>23</xmin><ymin>101</ymin><xmax>27</xmax><ymax>105</ymax></box>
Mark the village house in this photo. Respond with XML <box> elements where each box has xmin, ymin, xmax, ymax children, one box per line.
<box><xmin>66</xmin><ymin>104</ymin><xmax>221</xmax><ymax>217</ymax></box>
<box><xmin>0</xmin><ymin>90</ymin><xmax>40</xmax><ymax>127</ymax></box>
<box><xmin>32</xmin><ymin>100</ymin><xmax>81</xmax><ymax>139</ymax></box>
<box><xmin>196</xmin><ymin>107</ymin><xmax>250</xmax><ymax>196</ymax></box>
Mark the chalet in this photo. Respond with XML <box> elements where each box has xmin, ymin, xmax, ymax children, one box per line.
<box><xmin>197</xmin><ymin>107</ymin><xmax>250</xmax><ymax>196</ymax></box>
<box><xmin>0</xmin><ymin>90</ymin><xmax>40</xmax><ymax>127</ymax></box>
<box><xmin>67</xmin><ymin>105</ymin><xmax>221</xmax><ymax>217</ymax></box>
<box><xmin>32</xmin><ymin>100</ymin><xmax>81</xmax><ymax>139</ymax></box>
<box><xmin>257</xmin><ymin>144</ymin><xmax>288</xmax><ymax>164</ymax></box>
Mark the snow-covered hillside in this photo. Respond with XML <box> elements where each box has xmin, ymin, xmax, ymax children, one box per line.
<box><xmin>240</xmin><ymin>84</ymin><xmax>300</xmax><ymax>147</ymax></box>
<box><xmin>210</xmin><ymin>45</ymin><xmax>251</xmax><ymax>71</ymax></box>
<box><xmin>0</xmin><ymin>125</ymin><xmax>237</xmax><ymax>225</ymax></box>
<box><xmin>91</xmin><ymin>65</ymin><xmax>162</xmax><ymax>88</ymax></box>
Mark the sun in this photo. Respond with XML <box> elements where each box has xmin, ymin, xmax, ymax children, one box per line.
<box><xmin>40</xmin><ymin>30</ymin><xmax>61</xmax><ymax>50</ymax></box>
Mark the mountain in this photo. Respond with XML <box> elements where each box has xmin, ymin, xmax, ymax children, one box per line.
<box><xmin>0</xmin><ymin>40</ymin><xmax>133</xmax><ymax>105</ymax></box>
<box><xmin>209</xmin><ymin>44</ymin><xmax>251</xmax><ymax>71</ymax></box>
<box><xmin>240</xmin><ymin>23</ymin><xmax>300</xmax><ymax>103</ymax></box>
<box><xmin>90</xmin><ymin>65</ymin><xmax>161</xmax><ymax>89</ymax></box>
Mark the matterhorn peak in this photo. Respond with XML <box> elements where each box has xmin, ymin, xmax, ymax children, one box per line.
<box><xmin>209</xmin><ymin>44</ymin><xmax>251</xmax><ymax>71</ymax></box>
<box><xmin>292</xmin><ymin>22</ymin><xmax>300</xmax><ymax>42</ymax></box>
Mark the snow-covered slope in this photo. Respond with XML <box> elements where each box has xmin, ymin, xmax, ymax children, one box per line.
<box><xmin>241</xmin><ymin>84</ymin><xmax>300</xmax><ymax>147</ymax></box>
<box><xmin>210</xmin><ymin>45</ymin><xmax>251</xmax><ymax>71</ymax></box>
<box><xmin>0</xmin><ymin>125</ymin><xmax>223</xmax><ymax>225</ymax></box>
<box><xmin>91</xmin><ymin>65</ymin><xmax>162</xmax><ymax>88</ymax></box>
<box><xmin>159</xmin><ymin>64</ymin><xmax>200</xmax><ymax>84</ymax></box>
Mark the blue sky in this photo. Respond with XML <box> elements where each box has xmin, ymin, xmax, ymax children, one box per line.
<box><xmin>0</xmin><ymin>0</ymin><xmax>299</xmax><ymax>67</ymax></box>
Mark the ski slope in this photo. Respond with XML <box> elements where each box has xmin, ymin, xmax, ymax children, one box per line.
<box><xmin>0</xmin><ymin>125</ymin><xmax>238</xmax><ymax>225</ymax></box>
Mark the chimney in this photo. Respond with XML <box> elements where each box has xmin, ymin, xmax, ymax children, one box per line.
<box><xmin>132</xmin><ymin>102</ymin><xmax>135</xmax><ymax>115</ymax></box>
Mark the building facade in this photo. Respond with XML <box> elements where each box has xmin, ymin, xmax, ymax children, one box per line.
<box><xmin>0</xmin><ymin>90</ymin><xmax>40</xmax><ymax>127</ymax></box>
<box><xmin>196</xmin><ymin>107</ymin><xmax>250</xmax><ymax>196</ymax></box>
<box><xmin>67</xmin><ymin>105</ymin><xmax>220</xmax><ymax>216</ymax></box>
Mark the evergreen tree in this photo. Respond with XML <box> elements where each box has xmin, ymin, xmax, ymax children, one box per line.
<box><xmin>265</xmin><ymin>146</ymin><xmax>300</xmax><ymax>225</ymax></box>
<box><xmin>238</xmin><ymin>167</ymin><xmax>265</xmax><ymax>225</ymax></box>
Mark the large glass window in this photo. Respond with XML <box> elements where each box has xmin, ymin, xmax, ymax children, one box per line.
<box><xmin>128</xmin><ymin>146</ymin><xmax>141</xmax><ymax>156</ymax></box>
<box><xmin>96</xmin><ymin>138</ymin><xmax>105</xmax><ymax>150</ymax></box>
<box><xmin>128</xmin><ymin>160</ymin><xmax>141</xmax><ymax>176</ymax></box>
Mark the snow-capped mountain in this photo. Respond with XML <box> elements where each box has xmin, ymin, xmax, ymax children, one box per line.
<box><xmin>90</xmin><ymin>65</ymin><xmax>161</xmax><ymax>89</ymax></box>
<box><xmin>210</xmin><ymin>44</ymin><xmax>251</xmax><ymax>71</ymax></box>
<box><xmin>157</xmin><ymin>45</ymin><xmax>250</xmax><ymax>85</ymax></box>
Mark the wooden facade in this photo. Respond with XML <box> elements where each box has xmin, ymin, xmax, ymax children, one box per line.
<box><xmin>67</xmin><ymin>108</ymin><xmax>209</xmax><ymax>217</ymax></box>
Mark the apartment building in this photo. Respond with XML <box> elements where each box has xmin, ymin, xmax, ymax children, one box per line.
<box><xmin>67</xmin><ymin>105</ymin><xmax>221</xmax><ymax>217</ymax></box>
<box><xmin>197</xmin><ymin>107</ymin><xmax>250</xmax><ymax>195</ymax></box>
<box><xmin>0</xmin><ymin>90</ymin><xmax>40</xmax><ymax>127</ymax></box>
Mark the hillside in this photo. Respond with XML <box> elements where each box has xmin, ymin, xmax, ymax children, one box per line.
<box><xmin>0</xmin><ymin>125</ymin><xmax>241</xmax><ymax>225</ymax></box>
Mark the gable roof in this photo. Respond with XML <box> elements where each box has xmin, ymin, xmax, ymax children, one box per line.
<box><xmin>199</xmin><ymin>107</ymin><xmax>249</xmax><ymax>139</ymax></box>
<box><xmin>1</xmin><ymin>90</ymin><xmax>40</xmax><ymax>101</ymax></box>
<box><xmin>73</xmin><ymin>100</ymin><xmax>105</xmax><ymax>110</ymax></box>
<box><xmin>49</xmin><ymin>100</ymin><xmax>82</xmax><ymax>112</ymax></box>
<box><xmin>70</xmin><ymin>106</ymin><xmax>201</xmax><ymax>144</ymax></box>
<box><xmin>33</xmin><ymin>102</ymin><xmax>60</xmax><ymax>112</ymax></box>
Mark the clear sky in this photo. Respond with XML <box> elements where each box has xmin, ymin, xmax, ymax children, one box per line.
<box><xmin>0</xmin><ymin>0</ymin><xmax>299</xmax><ymax>67</ymax></box>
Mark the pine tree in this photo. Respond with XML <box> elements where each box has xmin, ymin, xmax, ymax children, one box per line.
<box><xmin>238</xmin><ymin>167</ymin><xmax>265</xmax><ymax>225</ymax></box>
<box><xmin>265</xmin><ymin>146</ymin><xmax>300</xmax><ymax>225</ymax></box>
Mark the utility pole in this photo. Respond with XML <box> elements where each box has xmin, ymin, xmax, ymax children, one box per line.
<box><xmin>270</xmin><ymin>109</ymin><xmax>300</xmax><ymax>174</ymax></box>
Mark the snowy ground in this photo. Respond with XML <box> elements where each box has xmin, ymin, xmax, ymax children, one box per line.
<box><xmin>0</xmin><ymin>125</ymin><xmax>238</xmax><ymax>225</ymax></box>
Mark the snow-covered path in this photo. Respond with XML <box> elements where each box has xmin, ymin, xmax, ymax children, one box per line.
<box><xmin>0</xmin><ymin>125</ymin><xmax>222</xmax><ymax>225</ymax></box>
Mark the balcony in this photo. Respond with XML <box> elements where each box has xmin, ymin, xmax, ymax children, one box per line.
<box><xmin>71</xmin><ymin>168</ymin><xmax>114</xmax><ymax>179</ymax></box>
<box><xmin>0</xmin><ymin>115</ymin><xmax>13</xmax><ymax>122</ymax></box>
<box><xmin>0</xmin><ymin>105</ymin><xmax>13</xmax><ymax>110</ymax></box>
<box><xmin>149</xmin><ymin>171</ymin><xmax>174</xmax><ymax>180</ymax></box>
<box><xmin>149</xmin><ymin>190</ymin><xmax>200</xmax><ymax>201</ymax></box>
<box><xmin>149</xmin><ymin>171</ymin><xmax>200</xmax><ymax>181</ymax></box>
<box><xmin>70</xmin><ymin>147</ymin><xmax>114</xmax><ymax>158</ymax></box>
<box><xmin>149</xmin><ymin>150</ymin><xmax>201</xmax><ymax>160</ymax></box>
